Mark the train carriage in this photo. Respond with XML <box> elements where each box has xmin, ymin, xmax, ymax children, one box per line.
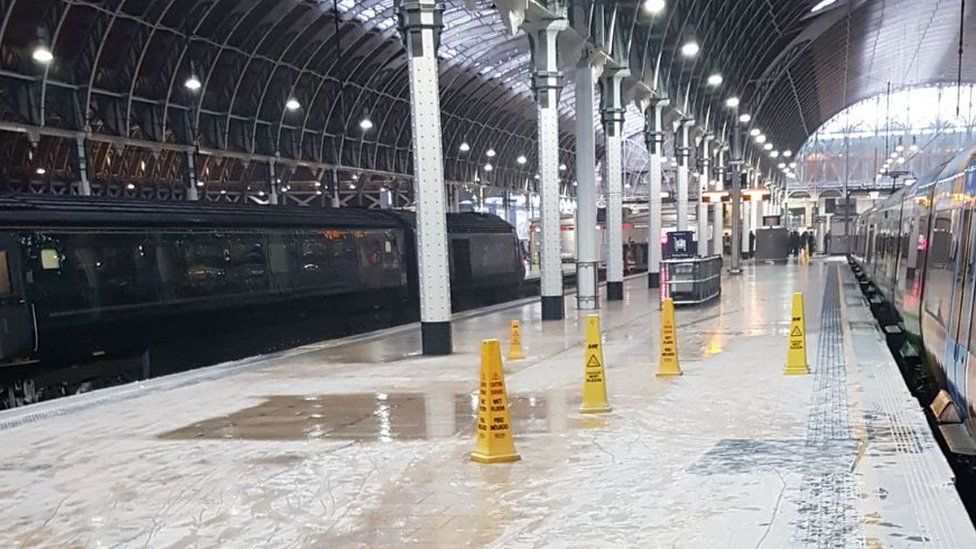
<box><xmin>0</xmin><ymin>196</ymin><xmax>525</xmax><ymax>407</ymax></box>
<box><xmin>852</xmin><ymin>145</ymin><xmax>976</xmax><ymax>454</ymax></box>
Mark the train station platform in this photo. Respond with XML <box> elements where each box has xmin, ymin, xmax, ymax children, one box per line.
<box><xmin>0</xmin><ymin>259</ymin><xmax>973</xmax><ymax>546</ymax></box>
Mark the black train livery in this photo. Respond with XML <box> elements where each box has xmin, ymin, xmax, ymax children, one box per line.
<box><xmin>0</xmin><ymin>195</ymin><xmax>524</xmax><ymax>405</ymax></box>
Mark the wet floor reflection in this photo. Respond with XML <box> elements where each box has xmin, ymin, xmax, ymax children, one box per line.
<box><xmin>159</xmin><ymin>390</ymin><xmax>587</xmax><ymax>442</ymax></box>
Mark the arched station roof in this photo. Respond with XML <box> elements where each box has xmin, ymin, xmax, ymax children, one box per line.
<box><xmin>0</xmin><ymin>0</ymin><xmax>973</xmax><ymax>199</ymax></box>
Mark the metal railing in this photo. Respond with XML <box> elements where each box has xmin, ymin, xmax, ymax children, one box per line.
<box><xmin>661</xmin><ymin>256</ymin><xmax>723</xmax><ymax>305</ymax></box>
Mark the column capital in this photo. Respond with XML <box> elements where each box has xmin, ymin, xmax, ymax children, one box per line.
<box><xmin>395</xmin><ymin>0</ymin><xmax>445</xmax><ymax>54</ymax></box>
<box><xmin>526</xmin><ymin>16</ymin><xmax>569</xmax><ymax>107</ymax></box>
<box><xmin>643</xmin><ymin>96</ymin><xmax>668</xmax><ymax>154</ymax></box>
<box><xmin>599</xmin><ymin>63</ymin><xmax>628</xmax><ymax>138</ymax></box>
<box><xmin>600</xmin><ymin>61</ymin><xmax>630</xmax><ymax>82</ymax></box>
<box><xmin>645</xmin><ymin>95</ymin><xmax>670</xmax><ymax>110</ymax></box>
<box><xmin>676</xmin><ymin>118</ymin><xmax>695</xmax><ymax>164</ymax></box>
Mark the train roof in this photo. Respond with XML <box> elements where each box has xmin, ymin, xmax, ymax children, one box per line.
<box><xmin>0</xmin><ymin>194</ymin><xmax>404</xmax><ymax>230</ymax></box>
<box><xmin>0</xmin><ymin>194</ymin><xmax>515</xmax><ymax>233</ymax></box>
<box><xmin>389</xmin><ymin>210</ymin><xmax>517</xmax><ymax>234</ymax></box>
<box><xmin>869</xmin><ymin>145</ymin><xmax>976</xmax><ymax>214</ymax></box>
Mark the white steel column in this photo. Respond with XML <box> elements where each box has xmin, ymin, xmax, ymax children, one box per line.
<box><xmin>574</xmin><ymin>56</ymin><xmax>600</xmax><ymax>310</ymax></box>
<box><xmin>397</xmin><ymin>0</ymin><xmax>452</xmax><ymax>354</ymax></box>
<box><xmin>330</xmin><ymin>171</ymin><xmax>341</xmax><ymax>208</ymax></box>
<box><xmin>729</xmin><ymin>119</ymin><xmax>743</xmax><ymax>274</ymax></box>
<box><xmin>741</xmin><ymin>170</ymin><xmax>752</xmax><ymax>256</ymax></box>
<box><xmin>713</xmin><ymin>143</ymin><xmax>726</xmax><ymax>256</ymax></box>
<box><xmin>75</xmin><ymin>136</ymin><xmax>92</xmax><ymax>196</ymax></box>
<box><xmin>752</xmin><ymin>197</ymin><xmax>762</xmax><ymax>252</ymax></box>
<box><xmin>644</xmin><ymin>98</ymin><xmax>669</xmax><ymax>288</ymax></box>
<box><xmin>529</xmin><ymin>16</ymin><xmax>569</xmax><ymax>320</ymax></box>
<box><xmin>698</xmin><ymin>134</ymin><xmax>713</xmax><ymax>257</ymax></box>
<box><xmin>451</xmin><ymin>184</ymin><xmax>461</xmax><ymax>212</ymax></box>
<box><xmin>742</xmin><ymin>188</ymin><xmax>752</xmax><ymax>256</ymax></box>
<box><xmin>185</xmin><ymin>150</ymin><xmax>200</xmax><ymax>201</ymax></box>
<box><xmin>601</xmin><ymin>63</ymin><xmax>628</xmax><ymax>301</ymax></box>
<box><xmin>266</xmin><ymin>161</ymin><xmax>279</xmax><ymax>205</ymax></box>
<box><xmin>676</xmin><ymin>118</ymin><xmax>694</xmax><ymax>231</ymax></box>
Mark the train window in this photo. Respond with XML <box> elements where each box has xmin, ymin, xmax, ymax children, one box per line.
<box><xmin>924</xmin><ymin>208</ymin><xmax>955</xmax><ymax>324</ymax></box>
<box><xmin>0</xmin><ymin>251</ymin><xmax>10</xmax><ymax>295</ymax></box>
<box><xmin>467</xmin><ymin>234</ymin><xmax>516</xmax><ymax>276</ymax></box>
<box><xmin>40</xmin><ymin>248</ymin><xmax>60</xmax><ymax>270</ymax></box>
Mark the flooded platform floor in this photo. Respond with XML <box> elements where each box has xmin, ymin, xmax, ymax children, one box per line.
<box><xmin>0</xmin><ymin>260</ymin><xmax>973</xmax><ymax>547</ymax></box>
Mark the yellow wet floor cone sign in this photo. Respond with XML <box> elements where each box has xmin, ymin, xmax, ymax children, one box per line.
<box><xmin>784</xmin><ymin>292</ymin><xmax>810</xmax><ymax>375</ymax></box>
<box><xmin>580</xmin><ymin>314</ymin><xmax>611</xmax><ymax>413</ymax></box>
<box><xmin>507</xmin><ymin>319</ymin><xmax>525</xmax><ymax>360</ymax></box>
<box><xmin>471</xmin><ymin>339</ymin><xmax>521</xmax><ymax>464</ymax></box>
<box><xmin>657</xmin><ymin>298</ymin><xmax>682</xmax><ymax>376</ymax></box>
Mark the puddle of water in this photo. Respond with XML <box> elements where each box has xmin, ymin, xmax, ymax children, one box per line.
<box><xmin>158</xmin><ymin>391</ymin><xmax>575</xmax><ymax>442</ymax></box>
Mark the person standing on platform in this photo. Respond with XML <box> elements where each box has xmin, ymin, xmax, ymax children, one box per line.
<box><xmin>749</xmin><ymin>230</ymin><xmax>756</xmax><ymax>259</ymax></box>
<box><xmin>825</xmin><ymin>231</ymin><xmax>832</xmax><ymax>254</ymax></box>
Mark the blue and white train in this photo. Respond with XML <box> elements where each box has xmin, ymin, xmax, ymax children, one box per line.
<box><xmin>852</xmin><ymin>144</ymin><xmax>976</xmax><ymax>455</ymax></box>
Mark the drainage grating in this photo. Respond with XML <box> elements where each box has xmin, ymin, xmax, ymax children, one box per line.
<box><xmin>790</xmin><ymin>264</ymin><xmax>864</xmax><ymax>547</ymax></box>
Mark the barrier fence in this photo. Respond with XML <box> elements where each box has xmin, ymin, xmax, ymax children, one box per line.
<box><xmin>661</xmin><ymin>256</ymin><xmax>723</xmax><ymax>305</ymax></box>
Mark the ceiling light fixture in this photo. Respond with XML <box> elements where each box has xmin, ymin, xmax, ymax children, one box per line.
<box><xmin>681</xmin><ymin>41</ymin><xmax>699</xmax><ymax>58</ymax></box>
<box><xmin>725</xmin><ymin>96</ymin><xmax>740</xmax><ymax>108</ymax></box>
<box><xmin>32</xmin><ymin>46</ymin><xmax>53</xmax><ymax>64</ymax></box>
<box><xmin>184</xmin><ymin>75</ymin><xmax>202</xmax><ymax>91</ymax></box>
<box><xmin>643</xmin><ymin>0</ymin><xmax>666</xmax><ymax>14</ymax></box>
<box><xmin>707</xmin><ymin>73</ymin><xmax>723</xmax><ymax>87</ymax></box>
<box><xmin>459</xmin><ymin>142</ymin><xmax>471</xmax><ymax>152</ymax></box>
<box><xmin>359</xmin><ymin>117</ymin><xmax>373</xmax><ymax>131</ymax></box>
<box><xmin>285</xmin><ymin>98</ymin><xmax>301</xmax><ymax>111</ymax></box>
<box><xmin>486</xmin><ymin>148</ymin><xmax>496</xmax><ymax>158</ymax></box>
<box><xmin>516</xmin><ymin>155</ymin><xmax>527</xmax><ymax>165</ymax></box>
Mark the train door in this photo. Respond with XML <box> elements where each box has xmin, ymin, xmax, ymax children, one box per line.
<box><xmin>948</xmin><ymin>185</ymin><xmax>976</xmax><ymax>415</ymax></box>
<box><xmin>0</xmin><ymin>234</ymin><xmax>33</xmax><ymax>361</ymax></box>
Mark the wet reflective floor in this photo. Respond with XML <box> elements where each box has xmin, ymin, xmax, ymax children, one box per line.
<box><xmin>0</xmin><ymin>260</ymin><xmax>973</xmax><ymax>547</ymax></box>
<box><xmin>157</xmin><ymin>392</ymin><xmax>570</xmax><ymax>442</ymax></box>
